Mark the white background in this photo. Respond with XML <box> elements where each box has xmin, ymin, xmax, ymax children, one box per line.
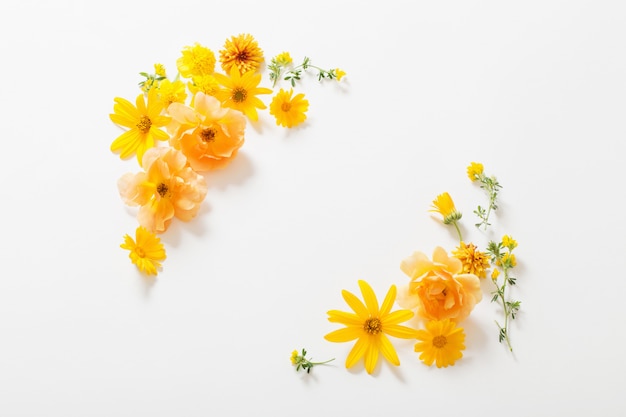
<box><xmin>1</xmin><ymin>0</ymin><xmax>625</xmax><ymax>416</ymax></box>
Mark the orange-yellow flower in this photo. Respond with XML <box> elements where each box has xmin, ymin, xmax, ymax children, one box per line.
<box><xmin>109</xmin><ymin>89</ymin><xmax>170</xmax><ymax>166</ymax></box>
<box><xmin>414</xmin><ymin>319</ymin><xmax>465</xmax><ymax>368</ymax></box>
<box><xmin>117</xmin><ymin>147</ymin><xmax>208</xmax><ymax>233</ymax></box>
<box><xmin>269</xmin><ymin>88</ymin><xmax>309</xmax><ymax>128</ymax></box>
<box><xmin>167</xmin><ymin>92</ymin><xmax>246</xmax><ymax>171</ymax></box>
<box><xmin>219</xmin><ymin>33</ymin><xmax>264</xmax><ymax>75</ymax></box>
<box><xmin>213</xmin><ymin>65</ymin><xmax>272</xmax><ymax>121</ymax></box>
<box><xmin>397</xmin><ymin>246</ymin><xmax>482</xmax><ymax>322</ymax></box>
<box><xmin>324</xmin><ymin>280</ymin><xmax>418</xmax><ymax>375</ymax></box>
<box><xmin>452</xmin><ymin>242</ymin><xmax>490</xmax><ymax>279</ymax></box>
<box><xmin>120</xmin><ymin>226</ymin><xmax>166</xmax><ymax>275</ymax></box>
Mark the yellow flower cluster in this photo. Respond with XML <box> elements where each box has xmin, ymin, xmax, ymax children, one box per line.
<box><xmin>109</xmin><ymin>34</ymin><xmax>345</xmax><ymax>276</ymax></box>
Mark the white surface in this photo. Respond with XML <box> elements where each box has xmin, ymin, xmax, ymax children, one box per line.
<box><xmin>1</xmin><ymin>0</ymin><xmax>625</xmax><ymax>415</ymax></box>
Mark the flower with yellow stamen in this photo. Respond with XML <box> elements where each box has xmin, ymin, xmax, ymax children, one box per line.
<box><xmin>324</xmin><ymin>280</ymin><xmax>418</xmax><ymax>375</ymax></box>
<box><xmin>269</xmin><ymin>88</ymin><xmax>309</xmax><ymax>128</ymax></box>
<box><xmin>414</xmin><ymin>319</ymin><xmax>465</xmax><ymax>368</ymax></box>
<box><xmin>452</xmin><ymin>242</ymin><xmax>490</xmax><ymax>279</ymax></box>
<box><xmin>213</xmin><ymin>65</ymin><xmax>272</xmax><ymax>121</ymax></box>
<box><xmin>219</xmin><ymin>33</ymin><xmax>264</xmax><ymax>75</ymax></box>
<box><xmin>120</xmin><ymin>226</ymin><xmax>166</xmax><ymax>276</ymax></box>
<box><xmin>109</xmin><ymin>88</ymin><xmax>170</xmax><ymax>166</ymax></box>
<box><xmin>176</xmin><ymin>43</ymin><xmax>216</xmax><ymax>79</ymax></box>
<box><xmin>467</xmin><ymin>162</ymin><xmax>484</xmax><ymax>181</ymax></box>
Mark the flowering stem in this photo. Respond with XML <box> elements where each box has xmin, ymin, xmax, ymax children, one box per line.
<box><xmin>493</xmin><ymin>275</ymin><xmax>513</xmax><ymax>352</ymax></box>
<box><xmin>452</xmin><ymin>221</ymin><xmax>463</xmax><ymax>242</ymax></box>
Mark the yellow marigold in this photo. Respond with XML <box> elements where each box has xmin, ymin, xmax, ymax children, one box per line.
<box><xmin>177</xmin><ymin>43</ymin><xmax>216</xmax><ymax>79</ymax></box>
<box><xmin>414</xmin><ymin>319</ymin><xmax>465</xmax><ymax>368</ymax></box>
<box><xmin>324</xmin><ymin>280</ymin><xmax>418</xmax><ymax>375</ymax></box>
<box><xmin>156</xmin><ymin>79</ymin><xmax>187</xmax><ymax>109</ymax></box>
<box><xmin>188</xmin><ymin>75</ymin><xmax>221</xmax><ymax>97</ymax></box>
<box><xmin>213</xmin><ymin>65</ymin><xmax>272</xmax><ymax>121</ymax></box>
<box><xmin>430</xmin><ymin>192</ymin><xmax>462</xmax><ymax>225</ymax></box>
<box><xmin>167</xmin><ymin>92</ymin><xmax>246</xmax><ymax>171</ymax></box>
<box><xmin>467</xmin><ymin>162</ymin><xmax>484</xmax><ymax>181</ymax></box>
<box><xmin>335</xmin><ymin>68</ymin><xmax>346</xmax><ymax>81</ymax></box>
<box><xmin>117</xmin><ymin>147</ymin><xmax>208</xmax><ymax>233</ymax></box>
<box><xmin>502</xmin><ymin>235</ymin><xmax>518</xmax><ymax>250</ymax></box>
<box><xmin>219</xmin><ymin>33</ymin><xmax>264</xmax><ymax>75</ymax></box>
<box><xmin>109</xmin><ymin>88</ymin><xmax>170</xmax><ymax>166</ymax></box>
<box><xmin>120</xmin><ymin>226</ymin><xmax>166</xmax><ymax>275</ymax></box>
<box><xmin>452</xmin><ymin>242</ymin><xmax>490</xmax><ymax>279</ymax></box>
<box><xmin>398</xmin><ymin>246</ymin><xmax>482</xmax><ymax>322</ymax></box>
<box><xmin>269</xmin><ymin>88</ymin><xmax>309</xmax><ymax>128</ymax></box>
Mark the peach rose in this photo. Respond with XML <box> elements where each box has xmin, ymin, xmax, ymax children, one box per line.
<box><xmin>118</xmin><ymin>147</ymin><xmax>208</xmax><ymax>233</ymax></box>
<box><xmin>167</xmin><ymin>92</ymin><xmax>246</xmax><ymax>171</ymax></box>
<box><xmin>397</xmin><ymin>246</ymin><xmax>482</xmax><ymax>322</ymax></box>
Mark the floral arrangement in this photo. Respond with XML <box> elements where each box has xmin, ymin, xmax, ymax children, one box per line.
<box><xmin>295</xmin><ymin>162</ymin><xmax>521</xmax><ymax>374</ymax></box>
<box><xmin>109</xmin><ymin>34</ymin><xmax>345</xmax><ymax>275</ymax></box>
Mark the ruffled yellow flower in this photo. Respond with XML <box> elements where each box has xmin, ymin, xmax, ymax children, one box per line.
<box><xmin>467</xmin><ymin>162</ymin><xmax>484</xmax><ymax>181</ymax></box>
<box><xmin>109</xmin><ymin>89</ymin><xmax>170</xmax><ymax>166</ymax></box>
<box><xmin>219</xmin><ymin>33</ymin><xmax>264</xmax><ymax>75</ymax></box>
<box><xmin>120</xmin><ymin>226</ymin><xmax>166</xmax><ymax>275</ymax></box>
<box><xmin>213</xmin><ymin>65</ymin><xmax>272</xmax><ymax>121</ymax></box>
<box><xmin>324</xmin><ymin>280</ymin><xmax>418</xmax><ymax>375</ymax></box>
<box><xmin>176</xmin><ymin>43</ymin><xmax>216</xmax><ymax>79</ymax></box>
<box><xmin>430</xmin><ymin>192</ymin><xmax>462</xmax><ymax>225</ymax></box>
<box><xmin>188</xmin><ymin>74</ymin><xmax>221</xmax><ymax>97</ymax></box>
<box><xmin>156</xmin><ymin>79</ymin><xmax>187</xmax><ymax>109</ymax></box>
<box><xmin>414</xmin><ymin>319</ymin><xmax>465</xmax><ymax>368</ymax></box>
<box><xmin>269</xmin><ymin>88</ymin><xmax>309</xmax><ymax>128</ymax></box>
<box><xmin>452</xmin><ymin>242</ymin><xmax>490</xmax><ymax>279</ymax></box>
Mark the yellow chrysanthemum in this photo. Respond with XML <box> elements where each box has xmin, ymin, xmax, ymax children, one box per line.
<box><xmin>213</xmin><ymin>66</ymin><xmax>272</xmax><ymax>121</ymax></box>
<box><xmin>120</xmin><ymin>226</ymin><xmax>166</xmax><ymax>275</ymax></box>
<box><xmin>219</xmin><ymin>33</ymin><xmax>264</xmax><ymax>75</ymax></box>
<box><xmin>177</xmin><ymin>43</ymin><xmax>216</xmax><ymax>79</ymax></box>
<box><xmin>414</xmin><ymin>319</ymin><xmax>465</xmax><ymax>368</ymax></box>
<box><xmin>430</xmin><ymin>192</ymin><xmax>462</xmax><ymax>225</ymax></box>
<box><xmin>109</xmin><ymin>89</ymin><xmax>170</xmax><ymax>166</ymax></box>
<box><xmin>269</xmin><ymin>88</ymin><xmax>309</xmax><ymax>128</ymax></box>
<box><xmin>188</xmin><ymin>74</ymin><xmax>221</xmax><ymax>97</ymax></box>
<box><xmin>157</xmin><ymin>79</ymin><xmax>187</xmax><ymax>109</ymax></box>
<box><xmin>324</xmin><ymin>280</ymin><xmax>418</xmax><ymax>375</ymax></box>
<box><xmin>452</xmin><ymin>242</ymin><xmax>490</xmax><ymax>279</ymax></box>
<box><xmin>335</xmin><ymin>68</ymin><xmax>346</xmax><ymax>81</ymax></box>
<box><xmin>467</xmin><ymin>162</ymin><xmax>484</xmax><ymax>181</ymax></box>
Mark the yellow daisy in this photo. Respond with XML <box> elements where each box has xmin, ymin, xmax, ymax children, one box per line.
<box><xmin>213</xmin><ymin>66</ymin><xmax>272</xmax><ymax>121</ymax></box>
<box><xmin>109</xmin><ymin>89</ymin><xmax>170</xmax><ymax>166</ymax></box>
<box><xmin>219</xmin><ymin>33</ymin><xmax>264</xmax><ymax>75</ymax></box>
<box><xmin>269</xmin><ymin>88</ymin><xmax>309</xmax><ymax>128</ymax></box>
<box><xmin>120</xmin><ymin>226</ymin><xmax>166</xmax><ymax>276</ymax></box>
<box><xmin>176</xmin><ymin>43</ymin><xmax>216</xmax><ymax>79</ymax></box>
<box><xmin>324</xmin><ymin>280</ymin><xmax>418</xmax><ymax>374</ymax></box>
<box><xmin>452</xmin><ymin>242</ymin><xmax>490</xmax><ymax>278</ymax></box>
<box><xmin>414</xmin><ymin>319</ymin><xmax>465</xmax><ymax>368</ymax></box>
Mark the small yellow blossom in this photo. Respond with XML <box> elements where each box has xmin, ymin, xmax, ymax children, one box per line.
<box><xmin>290</xmin><ymin>350</ymin><xmax>298</xmax><ymax>365</ymax></box>
<box><xmin>120</xmin><ymin>226</ymin><xmax>166</xmax><ymax>275</ymax></box>
<box><xmin>335</xmin><ymin>68</ymin><xmax>346</xmax><ymax>81</ymax></box>
<box><xmin>154</xmin><ymin>63</ymin><xmax>166</xmax><ymax>77</ymax></box>
<box><xmin>502</xmin><ymin>235</ymin><xmax>518</xmax><ymax>250</ymax></box>
<box><xmin>491</xmin><ymin>268</ymin><xmax>500</xmax><ymax>281</ymax></box>
<box><xmin>467</xmin><ymin>162</ymin><xmax>484</xmax><ymax>181</ymax></box>
<box><xmin>275</xmin><ymin>52</ymin><xmax>292</xmax><ymax>65</ymax></box>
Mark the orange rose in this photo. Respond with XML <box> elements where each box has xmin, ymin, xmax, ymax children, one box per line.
<box><xmin>397</xmin><ymin>246</ymin><xmax>482</xmax><ymax>322</ymax></box>
<box><xmin>167</xmin><ymin>92</ymin><xmax>246</xmax><ymax>171</ymax></box>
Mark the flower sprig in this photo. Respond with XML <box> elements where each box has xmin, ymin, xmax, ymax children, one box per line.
<box><xmin>486</xmin><ymin>235</ymin><xmax>520</xmax><ymax>352</ymax></box>
<box><xmin>269</xmin><ymin>54</ymin><xmax>345</xmax><ymax>88</ymax></box>
<box><xmin>468</xmin><ymin>162</ymin><xmax>502</xmax><ymax>230</ymax></box>
<box><xmin>290</xmin><ymin>348</ymin><xmax>334</xmax><ymax>373</ymax></box>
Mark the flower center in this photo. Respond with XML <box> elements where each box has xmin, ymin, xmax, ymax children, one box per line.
<box><xmin>364</xmin><ymin>318</ymin><xmax>382</xmax><ymax>335</ymax></box>
<box><xmin>232</xmin><ymin>87</ymin><xmax>247</xmax><ymax>103</ymax></box>
<box><xmin>134</xmin><ymin>247</ymin><xmax>146</xmax><ymax>258</ymax></box>
<box><xmin>281</xmin><ymin>102</ymin><xmax>292</xmax><ymax>112</ymax></box>
<box><xmin>136</xmin><ymin>115</ymin><xmax>152</xmax><ymax>133</ymax></box>
<box><xmin>156</xmin><ymin>182</ymin><xmax>170</xmax><ymax>198</ymax></box>
<box><xmin>433</xmin><ymin>335</ymin><xmax>447</xmax><ymax>348</ymax></box>
<box><xmin>201</xmin><ymin>127</ymin><xmax>217</xmax><ymax>142</ymax></box>
<box><xmin>236</xmin><ymin>51</ymin><xmax>249</xmax><ymax>62</ymax></box>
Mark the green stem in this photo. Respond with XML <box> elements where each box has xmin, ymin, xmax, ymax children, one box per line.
<box><xmin>493</xmin><ymin>267</ymin><xmax>513</xmax><ymax>352</ymax></box>
<box><xmin>452</xmin><ymin>221</ymin><xmax>463</xmax><ymax>242</ymax></box>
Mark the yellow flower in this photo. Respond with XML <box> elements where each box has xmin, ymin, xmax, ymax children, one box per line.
<box><xmin>176</xmin><ymin>43</ymin><xmax>216</xmax><ymax>79</ymax></box>
<box><xmin>275</xmin><ymin>52</ymin><xmax>292</xmax><ymax>65</ymax></box>
<box><xmin>269</xmin><ymin>88</ymin><xmax>309</xmax><ymax>128</ymax></box>
<box><xmin>467</xmin><ymin>162</ymin><xmax>484</xmax><ymax>181</ymax></box>
<box><xmin>335</xmin><ymin>68</ymin><xmax>346</xmax><ymax>81</ymax></box>
<box><xmin>430</xmin><ymin>192</ymin><xmax>462</xmax><ymax>225</ymax></box>
<box><xmin>502</xmin><ymin>235</ymin><xmax>518</xmax><ymax>250</ymax></box>
<box><xmin>452</xmin><ymin>242</ymin><xmax>490</xmax><ymax>279</ymax></box>
<box><xmin>188</xmin><ymin>74</ymin><xmax>221</xmax><ymax>97</ymax></box>
<box><xmin>499</xmin><ymin>253</ymin><xmax>517</xmax><ymax>268</ymax></box>
<box><xmin>414</xmin><ymin>319</ymin><xmax>465</xmax><ymax>368</ymax></box>
<box><xmin>109</xmin><ymin>89</ymin><xmax>170</xmax><ymax>166</ymax></box>
<box><xmin>491</xmin><ymin>268</ymin><xmax>500</xmax><ymax>281</ymax></box>
<box><xmin>219</xmin><ymin>33</ymin><xmax>264</xmax><ymax>75</ymax></box>
<box><xmin>213</xmin><ymin>65</ymin><xmax>272</xmax><ymax>121</ymax></box>
<box><xmin>120</xmin><ymin>226</ymin><xmax>166</xmax><ymax>275</ymax></box>
<box><xmin>154</xmin><ymin>63</ymin><xmax>166</xmax><ymax>77</ymax></box>
<box><xmin>324</xmin><ymin>280</ymin><xmax>418</xmax><ymax>375</ymax></box>
<box><xmin>157</xmin><ymin>79</ymin><xmax>187</xmax><ymax>109</ymax></box>
<box><xmin>290</xmin><ymin>350</ymin><xmax>298</xmax><ymax>365</ymax></box>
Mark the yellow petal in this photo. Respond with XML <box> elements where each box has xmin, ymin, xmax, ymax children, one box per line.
<box><xmin>324</xmin><ymin>327</ymin><xmax>361</xmax><ymax>343</ymax></box>
<box><xmin>358</xmin><ymin>280</ymin><xmax>379</xmax><ymax>317</ymax></box>
<box><xmin>341</xmin><ymin>289</ymin><xmax>369</xmax><ymax>319</ymax></box>
<box><xmin>345</xmin><ymin>337</ymin><xmax>369</xmax><ymax>369</ymax></box>
<box><xmin>378</xmin><ymin>334</ymin><xmax>400</xmax><ymax>366</ymax></box>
